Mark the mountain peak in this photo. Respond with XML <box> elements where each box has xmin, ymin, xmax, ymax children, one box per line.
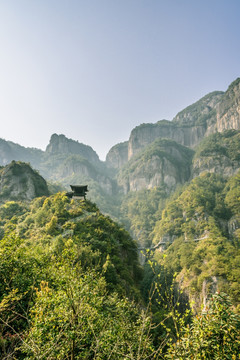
<box><xmin>46</xmin><ymin>133</ymin><xmax>100</xmax><ymax>164</ymax></box>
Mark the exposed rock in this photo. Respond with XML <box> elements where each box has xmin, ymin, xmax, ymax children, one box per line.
<box><xmin>173</xmin><ymin>91</ymin><xmax>223</xmax><ymax>126</ymax></box>
<box><xmin>118</xmin><ymin>139</ymin><xmax>193</xmax><ymax>194</ymax></box>
<box><xmin>45</xmin><ymin>134</ymin><xmax>100</xmax><ymax>165</ymax></box>
<box><xmin>44</xmin><ymin>155</ymin><xmax>114</xmax><ymax>195</ymax></box>
<box><xmin>215</xmin><ymin>78</ymin><xmax>240</xmax><ymax>133</ymax></box>
<box><xmin>192</xmin><ymin>156</ymin><xmax>240</xmax><ymax>178</ymax></box>
<box><xmin>192</xmin><ymin>130</ymin><xmax>240</xmax><ymax>178</ymax></box>
<box><xmin>228</xmin><ymin>215</ymin><xmax>240</xmax><ymax>236</ymax></box>
<box><xmin>106</xmin><ymin>141</ymin><xmax>128</xmax><ymax>168</ymax></box>
<box><xmin>0</xmin><ymin>161</ymin><xmax>49</xmax><ymax>202</ymax></box>
<box><xmin>128</xmin><ymin>120</ymin><xmax>206</xmax><ymax>160</ymax></box>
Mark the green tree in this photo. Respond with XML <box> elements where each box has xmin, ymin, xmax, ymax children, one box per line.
<box><xmin>21</xmin><ymin>264</ymin><xmax>157</xmax><ymax>360</ymax></box>
<box><xmin>166</xmin><ymin>292</ymin><xmax>240</xmax><ymax>360</ymax></box>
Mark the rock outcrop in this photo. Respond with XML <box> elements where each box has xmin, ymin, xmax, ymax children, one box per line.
<box><xmin>118</xmin><ymin>139</ymin><xmax>194</xmax><ymax>194</ymax></box>
<box><xmin>192</xmin><ymin>130</ymin><xmax>240</xmax><ymax>178</ymax></box>
<box><xmin>208</xmin><ymin>78</ymin><xmax>240</xmax><ymax>134</ymax></box>
<box><xmin>120</xmin><ymin>80</ymin><xmax>240</xmax><ymax>164</ymax></box>
<box><xmin>106</xmin><ymin>141</ymin><xmax>128</xmax><ymax>169</ymax></box>
<box><xmin>45</xmin><ymin>134</ymin><xmax>100</xmax><ymax>165</ymax></box>
<box><xmin>0</xmin><ymin>161</ymin><xmax>49</xmax><ymax>202</ymax></box>
<box><xmin>128</xmin><ymin>121</ymin><xmax>206</xmax><ymax>159</ymax></box>
<box><xmin>173</xmin><ymin>91</ymin><xmax>223</xmax><ymax>126</ymax></box>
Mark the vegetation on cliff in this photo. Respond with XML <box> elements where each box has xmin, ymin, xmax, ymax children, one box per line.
<box><xmin>151</xmin><ymin>172</ymin><xmax>240</xmax><ymax>306</ymax></box>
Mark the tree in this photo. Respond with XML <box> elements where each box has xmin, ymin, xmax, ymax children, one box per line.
<box><xmin>166</xmin><ymin>292</ymin><xmax>240</xmax><ymax>359</ymax></box>
<box><xmin>21</xmin><ymin>264</ymin><xmax>157</xmax><ymax>360</ymax></box>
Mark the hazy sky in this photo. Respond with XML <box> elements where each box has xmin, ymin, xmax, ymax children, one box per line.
<box><xmin>0</xmin><ymin>0</ymin><xmax>239</xmax><ymax>159</ymax></box>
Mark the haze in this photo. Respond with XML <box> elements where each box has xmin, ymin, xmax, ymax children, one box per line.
<box><xmin>0</xmin><ymin>0</ymin><xmax>239</xmax><ymax>160</ymax></box>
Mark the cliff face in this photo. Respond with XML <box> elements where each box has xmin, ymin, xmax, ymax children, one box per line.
<box><xmin>0</xmin><ymin>161</ymin><xmax>49</xmax><ymax>202</ymax></box>
<box><xmin>118</xmin><ymin>139</ymin><xmax>194</xmax><ymax>194</ymax></box>
<box><xmin>121</xmin><ymin>81</ymin><xmax>240</xmax><ymax>164</ymax></box>
<box><xmin>106</xmin><ymin>141</ymin><xmax>128</xmax><ymax>169</ymax></box>
<box><xmin>213</xmin><ymin>78</ymin><xmax>240</xmax><ymax>133</ymax></box>
<box><xmin>127</xmin><ymin>92</ymin><xmax>223</xmax><ymax>161</ymax></box>
<box><xmin>45</xmin><ymin>134</ymin><xmax>100</xmax><ymax>165</ymax></box>
<box><xmin>173</xmin><ymin>91</ymin><xmax>223</xmax><ymax>126</ymax></box>
<box><xmin>192</xmin><ymin>130</ymin><xmax>240</xmax><ymax>178</ymax></box>
<box><xmin>192</xmin><ymin>156</ymin><xmax>240</xmax><ymax>178</ymax></box>
<box><xmin>128</xmin><ymin>121</ymin><xmax>206</xmax><ymax>159</ymax></box>
<box><xmin>45</xmin><ymin>155</ymin><xmax>114</xmax><ymax>195</ymax></box>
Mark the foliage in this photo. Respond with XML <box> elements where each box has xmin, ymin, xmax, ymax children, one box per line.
<box><xmin>166</xmin><ymin>292</ymin><xmax>240</xmax><ymax>359</ymax></box>
<box><xmin>120</xmin><ymin>187</ymin><xmax>168</xmax><ymax>247</ymax></box>
<box><xmin>173</xmin><ymin>91</ymin><xmax>223</xmax><ymax>126</ymax></box>
<box><xmin>0</xmin><ymin>194</ymin><xmax>167</xmax><ymax>359</ymax></box>
<box><xmin>118</xmin><ymin>139</ymin><xmax>194</xmax><ymax>183</ymax></box>
<box><xmin>22</xmin><ymin>266</ymin><xmax>156</xmax><ymax>360</ymax></box>
<box><xmin>194</xmin><ymin>130</ymin><xmax>240</xmax><ymax>162</ymax></box>
<box><xmin>151</xmin><ymin>172</ymin><xmax>240</xmax><ymax>306</ymax></box>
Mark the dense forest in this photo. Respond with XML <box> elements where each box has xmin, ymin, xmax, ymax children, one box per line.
<box><xmin>1</xmin><ymin>192</ymin><xmax>239</xmax><ymax>359</ymax></box>
<box><xmin>1</xmin><ymin>78</ymin><xmax>240</xmax><ymax>358</ymax></box>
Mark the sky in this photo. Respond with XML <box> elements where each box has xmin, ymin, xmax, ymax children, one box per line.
<box><xmin>0</xmin><ymin>0</ymin><xmax>239</xmax><ymax>160</ymax></box>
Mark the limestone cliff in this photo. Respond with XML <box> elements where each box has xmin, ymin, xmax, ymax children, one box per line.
<box><xmin>128</xmin><ymin>120</ymin><xmax>206</xmax><ymax>159</ymax></box>
<box><xmin>192</xmin><ymin>130</ymin><xmax>240</xmax><ymax>178</ymax></box>
<box><xmin>125</xmin><ymin>80</ymin><xmax>240</xmax><ymax>163</ymax></box>
<box><xmin>207</xmin><ymin>78</ymin><xmax>240</xmax><ymax>134</ymax></box>
<box><xmin>0</xmin><ymin>161</ymin><xmax>49</xmax><ymax>202</ymax></box>
<box><xmin>173</xmin><ymin>91</ymin><xmax>223</xmax><ymax>126</ymax></box>
<box><xmin>45</xmin><ymin>134</ymin><xmax>100</xmax><ymax>165</ymax></box>
<box><xmin>118</xmin><ymin>139</ymin><xmax>194</xmax><ymax>194</ymax></box>
<box><xmin>46</xmin><ymin>154</ymin><xmax>114</xmax><ymax>195</ymax></box>
<box><xmin>106</xmin><ymin>141</ymin><xmax>128</xmax><ymax>169</ymax></box>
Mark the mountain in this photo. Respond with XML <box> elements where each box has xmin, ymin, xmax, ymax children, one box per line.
<box><xmin>106</xmin><ymin>78</ymin><xmax>240</xmax><ymax>168</ymax></box>
<box><xmin>117</xmin><ymin>139</ymin><xmax>194</xmax><ymax>194</ymax></box>
<box><xmin>0</xmin><ymin>78</ymin><xmax>240</xmax><ymax>230</ymax></box>
<box><xmin>106</xmin><ymin>141</ymin><xmax>128</xmax><ymax>169</ymax></box>
<box><xmin>192</xmin><ymin>130</ymin><xmax>240</xmax><ymax>178</ymax></box>
<box><xmin>0</xmin><ymin>138</ymin><xmax>43</xmax><ymax>167</ymax></box>
<box><xmin>45</xmin><ymin>133</ymin><xmax>100</xmax><ymax>165</ymax></box>
<box><xmin>0</xmin><ymin>161</ymin><xmax>49</xmax><ymax>203</ymax></box>
<box><xmin>151</xmin><ymin>171</ymin><xmax>240</xmax><ymax>308</ymax></box>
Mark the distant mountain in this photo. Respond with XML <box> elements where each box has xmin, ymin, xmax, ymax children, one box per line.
<box><xmin>0</xmin><ymin>138</ymin><xmax>43</xmax><ymax>167</ymax></box>
<box><xmin>45</xmin><ymin>133</ymin><xmax>100</xmax><ymax>165</ymax></box>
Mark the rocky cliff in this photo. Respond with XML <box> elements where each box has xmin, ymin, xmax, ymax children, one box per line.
<box><xmin>44</xmin><ymin>154</ymin><xmax>114</xmax><ymax>195</ymax></box>
<box><xmin>127</xmin><ymin>120</ymin><xmax>206</xmax><ymax>159</ymax></box>
<box><xmin>173</xmin><ymin>91</ymin><xmax>223</xmax><ymax>126</ymax></box>
<box><xmin>109</xmin><ymin>79</ymin><xmax>240</xmax><ymax>165</ymax></box>
<box><xmin>105</xmin><ymin>141</ymin><xmax>128</xmax><ymax>168</ymax></box>
<box><xmin>0</xmin><ymin>161</ymin><xmax>49</xmax><ymax>202</ymax></box>
<box><xmin>207</xmin><ymin>78</ymin><xmax>240</xmax><ymax>134</ymax></box>
<box><xmin>117</xmin><ymin>139</ymin><xmax>194</xmax><ymax>194</ymax></box>
<box><xmin>45</xmin><ymin>134</ymin><xmax>100</xmax><ymax>165</ymax></box>
<box><xmin>192</xmin><ymin>130</ymin><xmax>240</xmax><ymax>178</ymax></box>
